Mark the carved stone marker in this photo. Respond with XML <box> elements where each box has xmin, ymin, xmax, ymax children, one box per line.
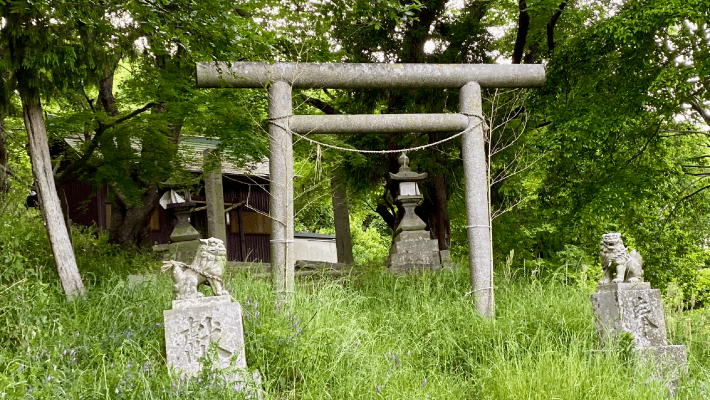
<box><xmin>387</xmin><ymin>153</ymin><xmax>443</xmax><ymax>274</ymax></box>
<box><xmin>162</xmin><ymin>238</ymin><xmax>259</xmax><ymax>393</ymax></box>
<box><xmin>591</xmin><ymin>234</ymin><xmax>686</xmax><ymax>388</ymax></box>
<box><xmin>164</xmin><ymin>295</ymin><xmax>246</xmax><ymax>376</ymax></box>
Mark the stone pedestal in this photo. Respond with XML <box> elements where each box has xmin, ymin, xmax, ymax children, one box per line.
<box><xmin>164</xmin><ymin>295</ymin><xmax>260</xmax><ymax>392</ymax></box>
<box><xmin>164</xmin><ymin>296</ymin><xmax>246</xmax><ymax>375</ymax></box>
<box><xmin>591</xmin><ymin>282</ymin><xmax>687</xmax><ymax>386</ymax></box>
<box><xmin>388</xmin><ymin>230</ymin><xmax>442</xmax><ymax>274</ymax></box>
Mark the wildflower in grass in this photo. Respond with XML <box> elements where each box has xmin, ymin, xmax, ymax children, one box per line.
<box><xmin>72</xmin><ymin>357</ymin><xmax>76</xmax><ymax>363</ymax></box>
<box><xmin>46</xmin><ymin>376</ymin><xmax>51</xmax><ymax>382</ymax></box>
<box><xmin>407</xmin><ymin>350</ymin><xmax>411</xmax><ymax>356</ymax></box>
<box><xmin>63</xmin><ymin>350</ymin><xmax>67</xmax><ymax>356</ymax></box>
<box><xmin>376</xmin><ymin>385</ymin><xmax>381</xmax><ymax>394</ymax></box>
<box><xmin>70</xmin><ymin>349</ymin><xmax>75</xmax><ymax>356</ymax></box>
<box><xmin>143</xmin><ymin>361</ymin><xmax>150</xmax><ymax>371</ymax></box>
<box><xmin>110</xmin><ymin>363</ymin><xmax>114</xmax><ymax>369</ymax></box>
<box><xmin>18</xmin><ymin>364</ymin><xmax>24</xmax><ymax>371</ymax></box>
<box><xmin>129</xmin><ymin>312</ymin><xmax>133</xmax><ymax>317</ymax></box>
<box><xmin>27</xmin><ymin>387</ymin><xmax>32</xmax><ymax>394</ymax></box>
<box><xmin>253</xmin><ymin>301</ymin><xmax>258</xmax><ymax>311</ymax></box>
<box><xmin>422</xmin><ymin>378</ymin><xmax>427</xmax><ymax>389</ymax></box>
<box><xmin>127</xmin><ymin>363</ymin><xmax>132</xmax><ymax>369</ymax></box>
<box><xmin>255</xmin><ymin>311</ymin><xmax>260</xmax><ymax>318</ymax></box>
<box><xmin>75</xmin><ymin>332</ymin><xmax>80</xmax><ymax>337</ymax></box>
<box><xmin>139</xmin><ymin>304</ymin><xmax>143</xmax><ymax>308</ymax></box>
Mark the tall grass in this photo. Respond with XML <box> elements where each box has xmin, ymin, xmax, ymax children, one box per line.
<box><xmin>1</xmin><ymin>209</ymin><xmax>709</xmax><ymax>399</ymax></box>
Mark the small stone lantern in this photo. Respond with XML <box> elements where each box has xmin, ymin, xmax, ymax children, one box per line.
<box><xmin>387</xmin><ymin>153</ymin><xmax>443</xmax><ymax>274</ymax></box>
<box><xmin>389</xmin><ymin>153</ymin><xmax>428</xmax><ymax>235</ymax></box>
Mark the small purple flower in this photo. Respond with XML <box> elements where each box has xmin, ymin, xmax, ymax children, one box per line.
<box><xmin>130</xmin><ymin>383</ymin><xmax>133</xmax><ymax>388</ymax></box>
<box><xmin>376</xmin><ymin>385</ymin><xmax>381</xmax><ymax>394</ymax></box>
<box><xmin>255</xmin><ymin>311</ymin><xmax>260</xmax><ymax>318</ymax></box>
<box><xmin>27</xmin><ymin>387</ymin><xmax>33</xmax><ymax>394</ymax></box>
<box><xmin>127</xmin><ymin>332</ymin><xmax>131</xmax><ymax>339</ymax></box>
<box><xmin>143</xmin><ymin>361</ymin><xmax>150</xmax><ymax>371</ymax></box>
<box><xmin>422</xmin><ymin>378</ymin><xmax>427</xmax><ymax>388</ymax></box>
<box><xmin>63</xmin><ymin>350</ymin><xmax>67</xmax><ymax>356</ymax></box>
<box><xmin>54</xmin><ymin>318</ymin><xmax>59</xmax><ymax>323</ymax></box>
<box><xmin>16</xmin><ymin>296</ymin><xmax>20</xmax><ymax>300</ymax></box>
<box><xmin>72</xmin><ymin>357</ymin><xmax>76</xmax><ymax>363</ymax></box>
<box><xmin>129</xmin><ymin>312</ymin><xmax>133</xmax><ymax>317</ymax></box>
<box><xmin>70</xmin><ymin>349</ymin><xmax>75</xmax><ymax>356</ymax></box>
<box><xmin>407</xmin><ymin>350</ymin><xmax>411</xmax><ymax>356</ymax></box>
<box><xmin>18</xmin><ymin>364</ymin><xmax>24</xmax><ymax>371</ymax></box>
<box><xmin>127</xmin><ymin>363</ymin><xmax>132</xmax><ymax>369</ymax></box>
<box><xmin>75</xmin><ymin>332</ymin><xmax>80</xmax><ymax>337</ymax></box>
<box><xmin>110</xmin><ymin>363</ymin><xmax>114</xmax><ymax>369</ymax></box>
<box><xmin>246</xmin><ymin>298</ymin><xmax>251</xmax><ymax>307</ymax></box>
<box><xmin>121</xmin><ymin>380</ymin><xmax>125</xmax><ymax>385</ymax></box>
<box><xmin>253</xmin><ymin>301</ymin><xmax>258</xmax><ymax>311</ymax></box>
<box><xmin>355</xmin><ymin>341</ymin><xmax>359</xmax><ymax>347</ymax></box>
<box><xmin>46</xmin><ymin>376</ymin><xmax>52</xmax><ymax>382</ymax></box>
<box><xmin>139</xmin><ymin>304</ymin><xmax>143</xmax><ymax>308</ymax></box>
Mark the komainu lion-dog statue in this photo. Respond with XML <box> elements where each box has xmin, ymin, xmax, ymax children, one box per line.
<box><xmin>162</xmin><ymin>237</ymin><xmax>229</xmax><ymax>300</ymax></box>
<box><xmin>599</xmin><ymin>232</ymin><xmax>644</xmax><ymax>284</ymax></box>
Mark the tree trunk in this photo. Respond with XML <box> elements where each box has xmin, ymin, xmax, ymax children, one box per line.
<box><xmin>108</xmin><ymin>184</ymin><xmax>161</xmax><ymax>247</ymax></box>
<box><xmin>0</xmin><ymin>119</ymin><xmax>8</xmax><ymax>195</ymax></box>
<box><xmin>18</xmin><ymin>84</ymin><xmax>84</xmax><ymax>299</ymax></box>
<box><xmin>331</xmin><ymin>168</ymin><xmax>354</xmax><ymax>264</ymax></box>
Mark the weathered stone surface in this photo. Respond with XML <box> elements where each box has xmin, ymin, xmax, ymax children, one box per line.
<box><xmin>162</xmin><ymin>238</ymin><xmax>229</xmax><ymax>301</ymax></box>
<box><xmin>635</xmin><ymin>345</ymin><xmax>688</xmax><ymax>384</ymax></box>
<box><xmin>168</xmin><ymin>202</ymin><xmax>200</xmax><ymax>243</ymax></box>
<box><xmin>591</xmin><ymin>281</ymin><xmax>687</xmax><ymax>390</ymax></box>
<box><xmin>164</xmin><ymin>295</ymin><xmax>246</xmax><ymax>376</ymax></box>
<box><xmin>439</xmin><ymin>249</ymin><xmax>455</xmax><ymax>270</ymax></box>
<box><xmin>599</xmin><ymin>233</ymin><xmax>644</xmax><ymax>284</ymax></box>
<box><xmin>387</xmin><ymin>153</ymin><xmax>443</xmax><ymax>274</ymax></box>
<box><xmin>591</xmin><ymin>284</ymin><xmax>667</xmax><ymax>348</ymax></box>
<box><xmin>166</xmin><ymin>240</ymin><xmax>202</xmax><ymax>264</ymax></box>
<box><xmin>203</xmin><ymin>150</ymin><xmax>228</xmax><ymax>245</ymax></box>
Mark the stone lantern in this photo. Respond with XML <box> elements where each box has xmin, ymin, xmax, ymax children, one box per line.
<box><xmin>387</xmin><ymin>153</ymin><xmax>443</xmax><ymax>274</ymax></box>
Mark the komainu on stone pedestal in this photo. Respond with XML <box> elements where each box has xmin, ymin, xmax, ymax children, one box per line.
<box><xmin>599</xmin><ymin>232</ymin><xmax>644</xmax><ymax>284</ymax></box>
<box><xmin>591</xmin><ymin>233</ymin><xmax>686</xmax><ymax>390</ymax></box>
<box><xmin>162</xmin><ymin>238</ymin><xmax>261</xmax><ymax>395</ymax></box>
<box><xmin>162</xmin><ymin>237</ymin><xmax>229</xmax><ymax>300</ymax></box>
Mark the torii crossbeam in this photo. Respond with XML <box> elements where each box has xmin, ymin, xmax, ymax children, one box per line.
<box><xmin>196</xmin><ymin>61</ymin><xmax>545</xmax><ymax>317</ymax></box>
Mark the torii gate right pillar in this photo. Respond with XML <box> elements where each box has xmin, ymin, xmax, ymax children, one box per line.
<box><xmin>460</xmin><ymin>82</ymin><xmax>493</xmax><ymax>317</ymax></box>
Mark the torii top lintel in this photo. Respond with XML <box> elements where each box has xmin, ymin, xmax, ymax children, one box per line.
<box><xmin>196</xmin><ymin>62</ymin><xmax>545</xmax><ymax>90</ymax></box>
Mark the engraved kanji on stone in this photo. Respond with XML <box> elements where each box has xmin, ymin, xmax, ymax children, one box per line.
<box><xmin>633</xmin><ymin>295</ymin><xmax>659</xmax><ymax>340</ymax></box>
<box><xmin>178</xmin><ymin>316</ymin><xmax>225</xmax><ymax>364</ymax></box>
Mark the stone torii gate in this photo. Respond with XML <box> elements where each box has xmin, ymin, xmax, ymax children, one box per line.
<box><xmin>196</xmin><ymin>62</ymin><xmax>545</xmax><ymax>317</ymax></box>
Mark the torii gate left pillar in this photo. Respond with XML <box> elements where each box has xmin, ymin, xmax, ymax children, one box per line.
<box><xmin>196</xmin><ymin>62</ymin><xmax>545</xmax><ymax>316</ymax></box>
